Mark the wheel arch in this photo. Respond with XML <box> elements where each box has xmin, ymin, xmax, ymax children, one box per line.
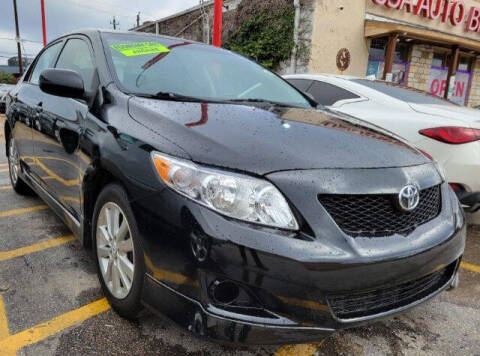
<box><xmin>82</xmin><ymin>163</ymin><xmax>129</xmax><ymax>249</ymax></box>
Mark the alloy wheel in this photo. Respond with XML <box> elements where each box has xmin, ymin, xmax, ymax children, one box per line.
<box><xmin>8</xmin><ymin>138</ymin><xmax>19</xmax><ymax>185</ymax></box>
<box><xmin>96</xmin><ymin>202</ymin><xmax>135</xmax><ymax>299</ymax></box>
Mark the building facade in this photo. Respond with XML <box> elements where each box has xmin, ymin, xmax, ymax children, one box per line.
<box><xmin>309</xmin><ymin>0</ymin><xmax>480</xmax><ymax>107</ymax></box>
<box><xmin>133</xmin><ymin>0</ymin><xmax>480</xmax><ymax>107</ymax></box>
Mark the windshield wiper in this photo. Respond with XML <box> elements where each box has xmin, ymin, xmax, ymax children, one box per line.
<box><xmin>133</xmin><ymin>91</ymin><xmax>206</xmax><ymax>103</ymax></box>
<box><xmin>225</xmin><ymin>98</ymin><xmax>309</xmax><ymax>108</ymax></box>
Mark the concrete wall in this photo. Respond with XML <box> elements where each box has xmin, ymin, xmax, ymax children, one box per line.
<box><xmin>469</xmin><ymin>60</ymin><xmax>480</xmax><ymax>107</ymax></box>
<box><xmin>308</xmin><ymin>0</ymin><xmax>369</xmax><ymax>76</ymax></box>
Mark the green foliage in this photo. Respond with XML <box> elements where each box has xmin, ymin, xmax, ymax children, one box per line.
<box><xmin>225</xmin><ymin>8</ymin><xmax>295</xmax><ymax>70</ymax></box>
<box><xmin>0</xmin><ymin>71</ymin><xmax>16</xmax><ymax>84</ymax></box>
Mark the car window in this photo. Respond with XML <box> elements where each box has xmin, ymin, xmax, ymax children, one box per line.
<box><xmin>55</xmin><ymin>38</ymin><xmax>95</xmax><ymax>90</ymax></box>
<box><xmin>102</xmin><ymin>33</ymin><xmax>311</xmax><ymax>107</ymax></box>
<box><xmin>29</xmin><ymin>42</ymin><xmax>62</xmax><ymax>85</ymax></box>
<box><xmin>352</xmin><ymin>79</ymin><xmax>453</xmax><ymax>106</ymax></box>
<box><xmin>307</xmin><ymin>81</ymin><xmax>360</xmax><ymax>106</ymax></box>
<box><xmin>286</xmin><ymin>79</ymin><xmax>313</xmax><ymax>92</ymax></box>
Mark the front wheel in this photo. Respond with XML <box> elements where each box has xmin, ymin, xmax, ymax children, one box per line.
<box><xmin>92</xmin><ymin>183</ymin><xmax>145</xmax><ymax>318</ymax></box>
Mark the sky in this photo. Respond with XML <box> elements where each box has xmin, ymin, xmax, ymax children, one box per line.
<box><xmin>0</xmin><ymin>0</ymin><xmax>199</xmax><ymax>64</ymax></box>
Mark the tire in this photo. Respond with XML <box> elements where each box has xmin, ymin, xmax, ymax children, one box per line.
<box><xmin>92</xmin><ymin>183</ymin><xmax>145</xmax><ymax>319</ymax></box>
<box><xmin>7</xmin><ymin>136</ymin><xmax>34</xmax><ymax>195</ymax></box>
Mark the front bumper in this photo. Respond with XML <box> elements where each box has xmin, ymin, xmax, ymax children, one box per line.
<box><xmin>144</xmin><ymin>218</ymin><xmax>466</xmax><ymax>344</ymax></box>
<box><xmin>121</xmin><ymin>161</ymin><xmax>465</xmax><ymax>344</ymax></box>
<box><xmin>130</xmin><ymin>181</ymin><xmax>465</xmax><ymax>344</ymax></box>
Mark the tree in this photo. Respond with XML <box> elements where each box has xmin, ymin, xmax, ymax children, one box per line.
<box><xmin>0</xmin><ymin>71</ymin><xmax>16</xmax><ymax>84</ymax></box>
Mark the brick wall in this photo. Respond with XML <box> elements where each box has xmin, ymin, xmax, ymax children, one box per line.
<box><xmin>469</xmin><ymin>60</ymin><xmax>480</xmax><ymax>108</ymax></box>
<box><xmin>407</xmin><ymin>45</ymin><xmax>433</xmax><ymax>92</ymax></box>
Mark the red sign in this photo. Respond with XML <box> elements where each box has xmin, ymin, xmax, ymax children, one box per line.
<box><xmin>371</xmin><ymin>0</ymin><xmax>480</xmax><ymax>33</ymax></box>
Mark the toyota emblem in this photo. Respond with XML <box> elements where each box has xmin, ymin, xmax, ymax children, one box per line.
<box><xmin>398</xmin><ymin>185</ymin><xmax>420</xmax><ymax>212</ymax></box>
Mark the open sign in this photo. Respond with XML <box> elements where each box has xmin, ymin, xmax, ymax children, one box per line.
<box><xmin>427</xmin><ymin>67</ymin><xmax>471</xmax><ymax>105</ymax></box>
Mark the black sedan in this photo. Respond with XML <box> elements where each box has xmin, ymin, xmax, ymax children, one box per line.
<box><xmin>4</xmin><ymin>30</ymin><xmax>465</xmax><ymax>345</ymax></box>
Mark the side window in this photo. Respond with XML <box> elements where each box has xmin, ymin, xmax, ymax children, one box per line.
<box><xmin>307</xmin><ymin>81</ymin><xmax>360</xmax><ymax>106</ymax></box>
<box><xmin>29</xmin><ymin>42</ymin><xmax>62</xmax><ymax>85</ymax></box>
<box><xmin>286</xmin><ymin>79</ymin><xmax>313</xmax><ymax>92</ymax></box>
<box><xmin>55</xmin><ymin>38</ymin><xmax>95</xmax><ymax>90</ymax></box>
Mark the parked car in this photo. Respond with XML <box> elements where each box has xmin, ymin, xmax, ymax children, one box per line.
<box><xmin>0</xmin><ymin>83</ymin><xmax>15</xmax><ymax>114</ymax></box>
<box><xmin>285</xmin><ymin>74</ymin><xmax>480</xmax><ymax>215</ymax></box>
<box><xmin>4</xmin><ymin>30</ymin><xmax>465</xmax><ymax>344</ymax></box>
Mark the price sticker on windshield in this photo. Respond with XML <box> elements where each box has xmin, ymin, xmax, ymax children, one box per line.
<box><xmin>110</xmin><ymin>42</ymin><xmax>170</xmax><ymax>57</ymax></box>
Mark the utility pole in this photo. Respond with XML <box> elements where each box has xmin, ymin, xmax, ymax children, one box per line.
<box><xmin>212</xmin><ymin>0</ymin><xmax>223</xmax><ymax>47</ymax></box>
<box><xmin>12</xmin><ymin>0</ymin><xmax>23</xmax><ymax>75</ymax></box>
<box><xmin>110</xmin><ymin>16</ymin><xmax>119</xmax><ymax>30</ymax></box>
<box><xmin>40</xmin><ymin>0</ymin><xmax>47</xmax><ymax>46</ymax></box>
<box><xmin>136</xmin><ymin>12</ymin><xmax>140</xmax><ymax>27</ymax></box>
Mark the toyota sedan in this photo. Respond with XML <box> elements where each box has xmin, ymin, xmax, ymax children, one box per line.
<box><xmin>4</xmin><ymin>30</ymin><xmax>466</xmax><ymax>344</ymax></box>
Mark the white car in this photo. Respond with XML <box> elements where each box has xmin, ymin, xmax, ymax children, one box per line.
<box><xmin>285</xmin><ymin>74</ymin><xmax>480</xmax><ymax>222</ymax></box>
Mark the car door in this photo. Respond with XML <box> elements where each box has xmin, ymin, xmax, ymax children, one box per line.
<box><xmin>31</xmin><ymin>36</ymin><xmax>97</xmax><ymax>222</ymax></box>
<box><xmin>9</xmin><ymin>41</ymin><xmax>63</xmax><ymax>176</ymax></box>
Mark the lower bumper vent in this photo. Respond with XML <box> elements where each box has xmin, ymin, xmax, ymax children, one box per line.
<box><xmin>327</xmin><ymin>262</ymin><xmax>456</xmax><ymax>320</ymax></box>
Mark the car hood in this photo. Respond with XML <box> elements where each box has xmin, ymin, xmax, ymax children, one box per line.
<box><xmin>128</xmin><ymin>97</ymin><xmax>428</xmax><ymax>175</ymax></box>
<box><xmin>409</xmin><ymin>103</ymin><xmax>480</xmax><ymax>128</ymax></box>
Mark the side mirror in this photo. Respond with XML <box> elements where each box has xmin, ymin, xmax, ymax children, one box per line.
<box><xmin>39</xmin><ymin>69</ymin><xmax>85</xmax><ymax>100</ymax></box>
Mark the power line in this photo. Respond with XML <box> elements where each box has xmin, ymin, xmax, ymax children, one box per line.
<box><xmin>0</xmin><ymin>37</ymin><xmax>43</xmax><ymax>44</ymax></box>
<box><xmin>50</xmin><ymin>0</ymin><xmax>160</xmax><ymax>22</ymax></box>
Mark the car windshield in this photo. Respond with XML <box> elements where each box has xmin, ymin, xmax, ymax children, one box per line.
<box><xmin>352</xmin><ymin>79</ymin><xmax>454</xmax><ymax>106</ymax></box>
<box><xmin>102</xmin><ymin>33</ymin><xmax>311</xmax><ymax>107</ymax></box>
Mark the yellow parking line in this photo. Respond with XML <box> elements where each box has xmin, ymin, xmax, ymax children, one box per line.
<box><xmin>461</xmin><ymin>262</ymin><xmax>480</xmax><ymax>273</ymax></box>
<box><xmin>278</xmin><ymin>296</ymin><xmax>329</xmax><ymax>313</ymax></box>
<box><xmin>0</xmin><ymin>298</ymin><xmax>110</xmax><ymax>355</ymax></box>
<box><xmin>60</xmin><ymin>196</ymin><xmax>81</xmax><ymax>204</ymax></box>
<box><xmin>0</xmin><ymin>235</ymin><xmax>75</xmax><ymax>262</ymax></box>
<box><xmin>0</xmin><ymin>185</ymin><xmax>11</xmax><ymax>191</ymax></box>
<box><xmin>274</xmin><ymin>340</ymin><xmax>325</xmax><ymax>356</ymax></box>
<box><xmin>0</xmin><ymin>294</ymin><xmax>10</xmax><ymax>341</ymax></box>
<box><xmin>0</xmin><ymin>205</ymin><xmax>48</xmax><ymax>218</ymax></box>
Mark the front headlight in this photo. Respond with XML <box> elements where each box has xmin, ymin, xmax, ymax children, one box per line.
<box><xmin>151</xmin><ymin>152</ymin><xmax>299</xmax><ymax>230</ymax></box>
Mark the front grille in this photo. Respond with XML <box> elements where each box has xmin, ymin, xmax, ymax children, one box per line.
<box><xmin>318</xmin><ymin>185</ymin><xmax>441</xmax><ymax>237</ymax></box>
<box><xmin>327</xmin><ymin>262</ymin><xmax>456</xmax><ymax>320</ymax></box>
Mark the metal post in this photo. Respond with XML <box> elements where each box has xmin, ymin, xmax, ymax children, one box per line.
<box><xmin>40</xmin><ymin>0</ymin><xmax>47</xmax><ymax>46</ymax></box>
<box><xmin>12</xmin><ymin>0</ymin><xmax>23</xmax><ymax>76</ymax></box>
<box><xmin>212</xmin><ymin>0</ymin><xmax>223</xmax><ymax>47</ymax></box>
<box><xmin>382</xmin><ymin>33</ymin><xmax>399</xmax><ymax>81</ymax></box>
<box><xmin>290</xmin><ymin>0</ymin><xmax>301</xmax><ymax>74</ymax></box>
<box><xmin>444</xmin><ymin>46</ymin><xmax>460</xmax><ymax>100</ymax></box>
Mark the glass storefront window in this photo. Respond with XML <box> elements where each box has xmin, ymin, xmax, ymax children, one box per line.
<box><xmin>367</xmin><ymin>38</ymin><xmax>409</xmax><ymax>84</ymax></box>
<box><xmin>432</xmin><ymin>53</ymin><xmax>446</xmax><ymax>68</ymax></box>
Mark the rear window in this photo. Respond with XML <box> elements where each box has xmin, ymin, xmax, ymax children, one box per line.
<box><xmin>307</xmin><ymin>81</ymin><xmax>360</xmax><ymax>106</ymax></box>
<box><xmin>352</xmin><ymin>79</ymin><xmax>454</xmax><ymax>106</ymax></box>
